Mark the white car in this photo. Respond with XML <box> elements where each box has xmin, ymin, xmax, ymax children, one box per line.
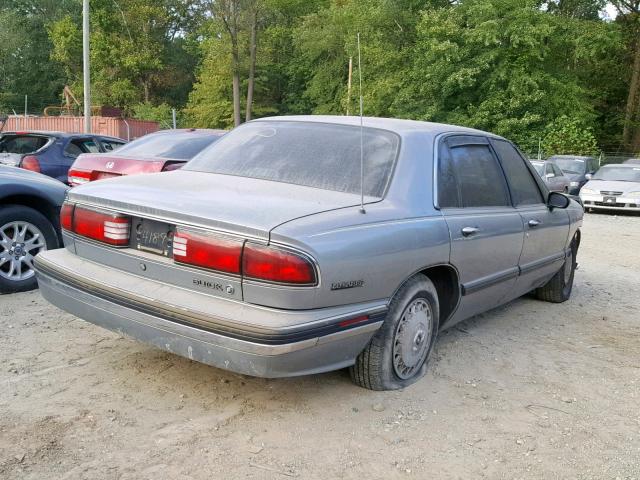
<box><xmin>580</xmin><ymin>164</ymin><xmax>640</xmax><ymax>212</ymax></box>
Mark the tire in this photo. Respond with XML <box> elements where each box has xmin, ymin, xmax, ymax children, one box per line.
<box><xmin>350</xmin><ymin>274</ymin><xmax>439</xmax><ymax>390</ymax></box>
<box><xmin>534</xmin><ymin>235</ymin><xmax>578</xmax><ymax>303</ymax></box>
<box><xmin>0</xmin><ymin>205</ymin><xmax>59</xmax><ymax>294</ymax></box>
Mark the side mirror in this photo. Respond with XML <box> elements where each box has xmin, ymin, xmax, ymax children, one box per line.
<box><xmin>585</xmin><ymin>173</ymin><xmax>592</xmax><ymax>180</ymax></box>
<box><xmin>548</xmin><ymin>191</ymin><xmax>570</xmax><ymax>209</ymax></box>
<box><xmin>545</xmin><ymin>173</ymin><xmax>555</xmax><ymax>179</ymax></box>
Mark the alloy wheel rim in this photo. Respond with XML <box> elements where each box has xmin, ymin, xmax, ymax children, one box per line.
<box><xmin>0</xmin><ymin>221</ymin><xmax>47</xmax><ymax>282</ymax></box>
<box><xmin>392</xmin><ymin>298</ymin><xmax>433</xmax><ymax>380</ymax></box>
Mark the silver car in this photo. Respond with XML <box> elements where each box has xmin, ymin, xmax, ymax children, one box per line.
<box><xmin>531</xmin><ymin>160</ymin><xmax>571</xmax><ymax>192</ymax></box>
<box><xmin>580</xmin><ymin>164</ymin><xmax>640</xmax><ymax>212</ymax></box>
<box><xmin>35</xmin><ymin>116</ymin><xmax>583</xmax><ymax>390</ymax></box>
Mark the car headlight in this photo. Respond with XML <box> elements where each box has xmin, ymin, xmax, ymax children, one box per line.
<box><xmin>569</xmin><ymin>181</ymin><xmax>580</xmax><ymax>187</ymax></box>
<box><xmin>580</xmin><ymin>188</ymin><xmax>596</xmax><ymax>194</ymax></box>
<box><xmin>627</xmin><ymin>191</ymin><xmax>640</xmax><ymax>198</ymax></box>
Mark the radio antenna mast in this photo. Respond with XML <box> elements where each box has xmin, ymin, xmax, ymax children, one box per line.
<box><xmin>357</xmin><ymin>33</ymin><xmax>366</xmax><ymax>214</ymax></box>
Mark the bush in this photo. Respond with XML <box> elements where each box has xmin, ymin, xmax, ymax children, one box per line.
<box><xmin>542</xmin><ymin>116</ymin><xmax>599</xmax><ymax>156</ymax></box>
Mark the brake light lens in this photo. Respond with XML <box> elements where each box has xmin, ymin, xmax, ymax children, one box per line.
<box><xmin>21</xmin><ymin>155</ymin><xmax>40</xmax><ymax>173</ymax></box>
<box><xmin>68</xmin><ymin>169</ymin><xmax>91</xmax><ymax>186</ymax></box>
<box><xmin>173</xmin><ymin>229</ymin><xmax>242</xmax><ymax>274</ymax></box>
<box><xmin>242</xmin><ymin>243</ymin><xmax>316</xmax><ymax>285</ymax></box>
<box><xmin>60</xmin><ymin>202</ymin><xmax>75</xmax><ymax>231</ymax></box>
<box><xmin>72</xmin><ymin>206</ymin><xmax>130</xmax><ymax>246</ymax></box>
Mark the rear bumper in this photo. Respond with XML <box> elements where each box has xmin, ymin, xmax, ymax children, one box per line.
<box><xmin>34</xmin><ymin>249</ymin><xmax>386</xmax><ymax>378</ymax></box>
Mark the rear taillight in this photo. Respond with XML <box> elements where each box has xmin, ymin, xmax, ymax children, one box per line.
<box><xmin>173</xmin><ymin>229</ymin><xmax>242</xmax><ymax>274</ymax></box>
<box><xmin>60</xmin><ymin>202</ymin><xmax>75</xmax><ymax>231</ymax></box>
<box><xmin>20</xmin><ymin>155</ymin><xmax>40</xmax><ymax>173</ymax></box>
<box><xmin>242</xmin><ymin>243</ymin><xmax>316</xmax><ymax>285</ymax></box>
<box><xmin>72</xmin><ymin>206</ymin><xmax>130</xmax><ymax>246</ymax></box>
<box><xmin>68</xmin><ymin>169</ymin><xmax>91</xmax><ymax>186</ymax></box>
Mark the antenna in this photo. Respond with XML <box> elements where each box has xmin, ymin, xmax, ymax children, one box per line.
<box><xmin>357</xmin><ymin>33</ymin><xmax>366</xmax><ymax>214</ymax></box>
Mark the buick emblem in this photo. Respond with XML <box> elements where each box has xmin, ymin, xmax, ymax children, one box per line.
<box><xmin>105</xmin><ymin>161</ymin><xmax>115</xmax><ymax>169</ymax></box>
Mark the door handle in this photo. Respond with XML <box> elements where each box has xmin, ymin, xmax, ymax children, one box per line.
<box><xmin>461</xmin><ymin>226</ymin><xmax>479</xmax><ymax>237</ymax></box>
<box><xmin>528</xmin><ymin>219</ymin><xmax>541</xmax><ymax>228</ymax></box>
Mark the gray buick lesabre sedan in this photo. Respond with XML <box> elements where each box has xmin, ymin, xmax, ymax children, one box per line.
<box><xmin>35</xmin><ymin>116</ymin><xmax>583</xmax><ymax>390</ymax></box>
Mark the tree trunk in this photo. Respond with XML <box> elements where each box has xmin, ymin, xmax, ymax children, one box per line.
<box><xmin>245</xmin><ymin>9</ymin><xmax>258</xmax><ymax>122</ymax></box>
<box><xmin>623</xmin><ymin>36</ymin><xmax>640</xmax><ymax>148</ymax></box>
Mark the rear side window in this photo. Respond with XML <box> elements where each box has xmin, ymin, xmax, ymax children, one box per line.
<box><xmin>552</xmin><ymin>164</ymin><xmax>563</xmax><ymax>176</ymax></box>
<box><xmin>492</xmin><ymin>139</ymin><xmax>544</xmax><ymax>206</ymax></box>
<box><xmin>184</xmin><ymin>122</ymin><xmax>400</xmax><ymax>197</ymax></box>
<box><xmin>0</xmin><ymin>134</ymin><xmax>50</xmax><ymax>154</ymax></box>
<box><xmin>101</xmin><ymin>139</ymin><xmax>125</xmax><ymax>152</ymax></box>
<box><xmin>64</xmin><ymin>138</ymin><xmax>99</xmax><ymax>157</ymax></box>
<box><xmin>115</xmin><ymin>132</ymin><xmax>221</xmax><ymax>160</ymax></box>
<box><xmin>439</xmin><ymin>140</ymin><xmax>510</xmax><ymax>208</ymax></box>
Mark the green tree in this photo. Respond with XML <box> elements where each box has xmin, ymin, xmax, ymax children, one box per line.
<box><xmin>395</xmin><ymin>0</ymin><xmax>622</xmax><ymax>147</ymax></box>
<box><xmin>542</xmin><ymin>116</ymin><xmax>599</xmax><ymax>155</ymax></box>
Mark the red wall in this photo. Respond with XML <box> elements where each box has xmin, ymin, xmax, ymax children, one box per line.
<box><xmin>4</xmin><ymin>116</ymin><xmax>159</xmax><ymax>141</ymax></box>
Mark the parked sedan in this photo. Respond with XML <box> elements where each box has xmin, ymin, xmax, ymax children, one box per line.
<box><xmin>0</xmin><ymin>131</ymin><xmax>125</xmax><ymax>183</ymax></box>
<box><xmin>580</xmin><ymin>164</ymin><xmax>640</xmax><ymax>212</ymax></box>
<box><xmin>0</xmin><ymin>165</ymin><xmax>68</xmax><ymax>293</ymax></box>
<box><xmin>67</xmin><ymin>129</ymin><xmax>226</xmax><ymax>186</ymax></box>
<box><xmin>531</xmin><ymin>160</ymin><xmax>571</xmax><ymax>192</ymax></box>
<box><xmin>35</xmin><ymin>116</ymin><xmax>582</xmax><ymax>390</ymax></box>
<box><xmin>548</xmin><ymin>155</ymin><xmax>599</xmax><ymax>194</ymax></box>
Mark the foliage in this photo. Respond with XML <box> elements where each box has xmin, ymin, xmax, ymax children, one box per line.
<box><xmin>0</xmin><ymin>0</ymin><xmax>637</xmax><ymax>151</ymax></box>
<box><xmin>542</xmin><ymin>115</ymin><xmax>600</xmax><ymax>155</ymax></box>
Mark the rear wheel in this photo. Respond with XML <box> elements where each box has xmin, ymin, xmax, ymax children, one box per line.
<box><xmin>534</xmin><ymin>236</ymin><xmax>578</xmax><ymax>303</ymax></box>
<box><xmin>0</xmin><ymin>205</ymin><xmax>59</xmax><ymax>294</ymax></box>
<box><xmin>350</xmin><ymin>274</ymin><xmax>439</xmax><ymax>390</ymax></box>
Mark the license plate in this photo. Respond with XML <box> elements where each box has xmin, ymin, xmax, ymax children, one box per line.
<box><xmin>603</xmin><ymin>196</ymin><xmax>617</xmax><ymax>204</ymax></box>
<box><xmin>132</xmin><ymin>218</ymin><xmax>174</xmax><ymax>256</ymax></box>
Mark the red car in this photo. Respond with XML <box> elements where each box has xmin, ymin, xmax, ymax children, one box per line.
<box><xmin>67</xmin><ymin>128</ymin><xmax>225</xmax><ymax>187</ymax></box>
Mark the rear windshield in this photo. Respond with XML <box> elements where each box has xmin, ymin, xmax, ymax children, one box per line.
<box><xmin>551</xmin><ymin>157</ymin><xmax>588</xmax><ymax>175</ymax></box>
<box><xmin>115</xmin><ymin>131</ymin><xmax>222</xmax><ymax>160</ymax></box>
<box><xmin>593</xmin><ymin>166</ymin><xmax>640</xmax><ymax>182</ymax></box>
<box><xmin>0</xmin><ymin>134</ymin><xmax>51</xmax><ymax>154</ymax></box>
<box><xmin>184</xmin><ymin>121</ymin><xmax>400</xmax><ymax>197</ymax></box>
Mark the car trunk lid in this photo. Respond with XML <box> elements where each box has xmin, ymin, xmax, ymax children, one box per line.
<box><xmin>69</xmin><ymin>153</ymin><xmax>171</xmax><ymax>186</ymax></box>
<box><xmin>67</xmin><ymin>170</ymin><xmax>365</xmax><ymax>240</ymax></box>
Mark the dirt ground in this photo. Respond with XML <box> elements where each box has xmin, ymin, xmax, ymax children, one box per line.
<box><xmin>1</xmin><ymin>211</ymin><xmax>639</xmax><ymax>480</ymax></box>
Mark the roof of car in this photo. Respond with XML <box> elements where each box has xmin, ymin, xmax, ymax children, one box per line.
<box><xmin>600</xmin><ymin>163</ymin><xmax>640</xmax><ymax>168</ymax></box>
<box><xmin>548</xmin><ymin>154</ymin><xmax>595</xmax><ymax>160</ymax></box>
<box><xmin>254</xmin><ymin>115</ymin><xmax>504</xmax><ymax>138</ymax></box>
<box><xmin>0</xmin><ymin>130</ymin><xmax>125</xmax><ymax>141</ymax></box>
<box><xmin>147</xmin><ymin>128</ymin><xmax>227</xmax><ymax>136</ymax></box>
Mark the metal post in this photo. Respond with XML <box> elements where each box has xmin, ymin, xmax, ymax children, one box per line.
<box><xmin>24</xmin><ymin>95</ymin><xmax>27</xmax><ymax>118</ymax></box>
<box><xmin>82</xmin><ymin>0</ymin><xmax>91</xmax><ymax>133</ymax></box>
<box><xmin>346</xmin><ymin>57</ymin><xmax>353</xmax><ymax>116</ymax></box>
<box><xmin>172</xmin><ymin>108</ymin><xmax>177</xmax><ymax>129</ymax></box>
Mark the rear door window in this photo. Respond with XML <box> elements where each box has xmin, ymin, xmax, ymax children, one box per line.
<box><xmin>491</xmin><ymin>139</ymin><xmax>544</xmax><ymax>206</ymax></box>
<box><xmin>438</xmin><ymin>138</ymin><xmax>511</xmax><ymax>208</ymax></box>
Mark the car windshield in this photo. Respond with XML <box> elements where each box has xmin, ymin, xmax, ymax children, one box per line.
<box><xmin>552</xmin><ymin>158</ymin><xmax>587</xmax><ymax>174</ymax></box>
<box><xmin>115</xmin><ymin>131</ymin><xmax>221</xmax><ymax>160</ymax></box>
<box><xmin>0</xmin><ymin>134</ymin><xmax>51</xmax><ymax>154</ymax></box>
<box><xmin>184</xmin><ymin>121</ymin><xmax>400</xmax><ymax>197</ymax></box>
<box><xmin>531</xmin><ymin>162</ymin><xmax>544</xmax><ymax>175</ymax></box>
<box><xmin>592</xmin><ymin>166</ymin><xmax>640</xmax><ymax>182</ymax></box>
